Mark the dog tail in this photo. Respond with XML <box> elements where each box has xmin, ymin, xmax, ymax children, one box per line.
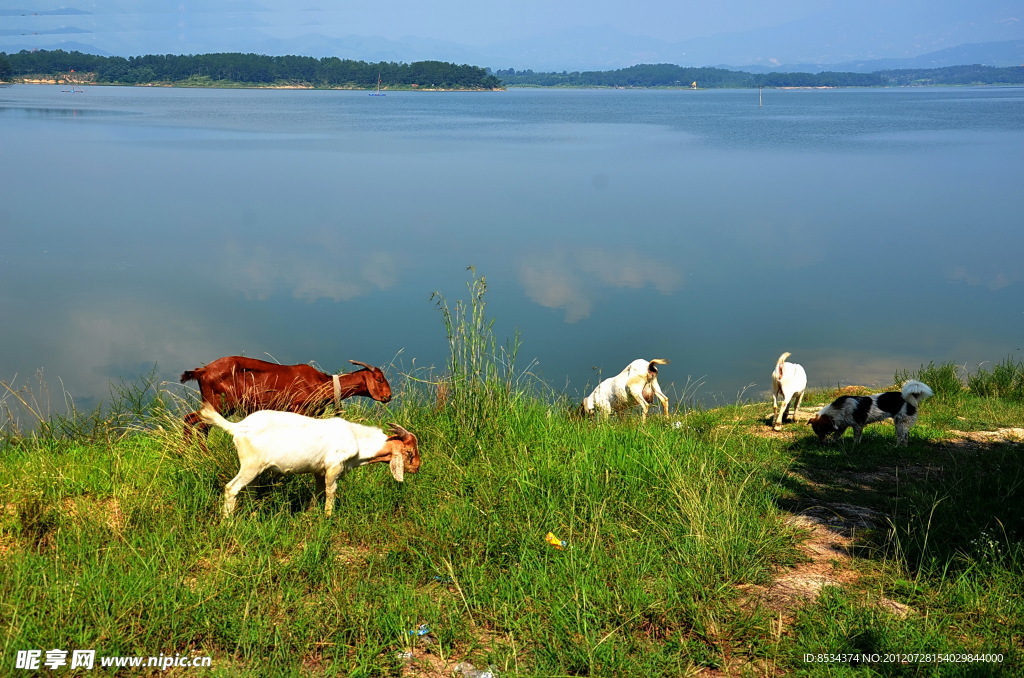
<box><xmin>901</xmin><ymin>380</ymin><xmax>934</xmax><ymax>406</ymax></box>
<box><xmin>648</xmin><ymin>358</ymin><xmax>669</xmax><ymax>375</ymax></box>
<box><xmin>775</xmin><ymin>352</ymin><xmax>791</xmax><ymax>378</ymax></box>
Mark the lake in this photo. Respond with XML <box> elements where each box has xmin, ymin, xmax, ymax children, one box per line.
<box><xmin>1</xmin><ymin>84</ymin><xmax>1022</xmax><ymax>417</ymax></box>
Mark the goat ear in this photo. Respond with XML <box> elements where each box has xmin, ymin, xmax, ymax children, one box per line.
<box><xmin>389</xmin><ymin>450</ymin><xmax>405</xmax><ymax>482</ymax></box>
<box><xmin>349</xmin><ymin>360</ymin><xmax>374</xmax><ymax>371</ymax></box>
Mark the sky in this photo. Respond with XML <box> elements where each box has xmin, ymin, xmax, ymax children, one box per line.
<box><xmin>225</xmin><ymin>0</ymin><xmax>831</xmax><ymax>44</ymax></box>
<box><xmin>6</xmin><ymin>0</ymin><xmax>831</xmax><ymax>43</ymax></box>
<box><xmin>3</xmin><ymin>1</ymin><xmax>1022</xmax><ymax>70</ymax></box>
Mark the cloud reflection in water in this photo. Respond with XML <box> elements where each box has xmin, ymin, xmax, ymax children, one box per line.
<box><xmin>520</xmin><ymin>248</ymin><xmax>682</xmax><ymax>322</ymax></box>
<box><xmin>223</xmin><ymin>230</ymin><xmax>400</xmax><ymax>302</ymax></box>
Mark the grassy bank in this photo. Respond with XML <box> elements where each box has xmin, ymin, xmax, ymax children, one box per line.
<box><xmin>2</xmin><ymin>279</ymin><xmax>1022</xmax><ymax>676</ymax></box>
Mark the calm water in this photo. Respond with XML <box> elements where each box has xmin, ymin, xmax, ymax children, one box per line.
<box><xmin>1</xmin><ymin>84</ymin><xmax>1022</xmax><ymax>414</ymax></box>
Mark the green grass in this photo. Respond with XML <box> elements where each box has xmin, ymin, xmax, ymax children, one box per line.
<box><xmin>2</xmin><ymin>280</ymin><xmax>1022</xmax><ymax>676</ymax></box>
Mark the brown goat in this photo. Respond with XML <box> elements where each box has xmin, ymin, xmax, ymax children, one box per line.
<box><xmin>180</xmin><ymin>356</ymin><xmax>392</xmax><ymax>443</ymax></box>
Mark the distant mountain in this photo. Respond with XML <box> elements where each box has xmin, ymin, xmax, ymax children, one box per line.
<box><xmin>821</xmin><ymin>40</ymin><xmax>1024</xmax><ymax>72</ymax></box>
<box><xmin>663</xmin><ymin>2</ymin><xmax>1023</xmax><ymax>71</ymax></box>
<box><xmin>732</xmin><ymin>40</ymin><xmax>1024</xmax><ymax>74</ymax></box>
<box><xmin>1</xmin><ymin>0</ymin><xmax>1020</xmax><ymax>72</ymax></box>
<box><xmin>4</xmin><ymin>41</ymin><xmax>113</xmax><ymax>57</ymax></box>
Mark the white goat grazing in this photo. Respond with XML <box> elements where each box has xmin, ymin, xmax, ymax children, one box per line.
<box><xmin>770</xmin><ymin>352</ymin><xmax>807</xmax><ymax>431</ymax></box>
<box><xmin>198</xmin><ymin>402</ymin><xmax>421</xmax><ymax>517</ymax></box>
<box><xmin>582</xmin><ymin>358</ymin><xmax>670</xmax><ymax>421</ymax></box>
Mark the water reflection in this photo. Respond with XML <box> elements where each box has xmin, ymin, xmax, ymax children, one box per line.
<box><xmin>0</xmin><ymin>106</ymin><xmax>83</xmax><ymax>117</ymax></box>
<box><xmin>519</xmin><ymin>248</ymin><xmax>682</xmax><ymax>322</ymax></box>
<box><xmin>0</xmin><ymin>106</ymin><xmax>132</xmax><ymax>118</ymax></box>
<box><xmin>1</xmin><ymin>84</ymin><xmax>1022</xmax><ymax>412</ymax></box>
<box><xmin>223</xmin><ymin>230</ymin><xmax>401</xmax><ymax>302</ymax></box>
<box><xmin>946</xmin><ymin>265</ymin><xmax>1015</xmax><ymax>291</ymax></box>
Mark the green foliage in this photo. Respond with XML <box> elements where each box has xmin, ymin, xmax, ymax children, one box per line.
<box><xmin>2</xmin><ymin>366</ymin><xmax>171</xmax><ymax>445</ymax></box>
<box><xmin>494</xmin><ymin>63</ymin><xmax>887</xmax><ymax>88</ymax></box>
<box><xmin>430</xmin><ymin>267</ymin><xmax>533</xmax><ymax>441</ymax></box>
<box><xmin>3</xmin><ymin>280</ymin><xmax>1024</xmax><ymax>673</ymax></box>
<box><xmin>967</xmin><ymin>356</ymin><xmax>1024</xmax><ymax>400</ymax></box>
<box><xmin>896</xmin><ymin>356</ymin><xmax>1024</xmax><ymax>403</ymax></box>
<box><xmin>880</xmin><ymin>64</ymin><xmax>1024</xmax><ymax>86</ymax></box>
<box><xmin>0</xmin><ymin>49</ymin><xmax>502</xmax><ymax>89</ymax></box>
<box><xmin>788</xmin><ymin>585</ymin><xmax>1020</xmax><ymax>674</ymax></box>
<box><xmin>496</xmin><ymin>63</ymin><xmax>1024</xmax><ymax>88</ymax></box>
<box><xmin>895</xmin><ymin>361</ymin><xmax>966</xmax><ymax>402</ymax></box>
<box><xmin>878</xmin><ymin>442</ymin><xmax>1024</xmax><ymax>578</ymax></box>
<box><xmin>6</xmin><ymin>49</ymin><xmax>1022</xmax><ymax>90</ymax></box>
<box><xmin>1</xmin><ymin>375</ymin><xmax>791</xmax><ymax>674</ymax></box>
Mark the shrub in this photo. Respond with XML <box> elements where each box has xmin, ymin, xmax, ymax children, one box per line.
<box><xmin>968</xmin><ymin>356</ymin><xmax>1024</xmax><ymax>400</ymax></box>
<box><xmin>894</xmin><ymin>361</ymin><xmax>964</xmax><ymax>401</ymax></box>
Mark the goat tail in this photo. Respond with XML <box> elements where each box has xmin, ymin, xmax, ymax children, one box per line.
<box><xmin>197</xmin><ymin>402</ymin><xmax>234</xmax><ymax>432</ymax></box>
<box><xmin>776</xmin><ymin>352</ymin><xmax>792</xmax><ymax>378</ymax></box>
<box><xmin>901</xmin><ymin>380</ymin><xmax>934</xmax><ymax>406</ymax></box>
<box><xmin>646</xmin><ymin>358</ymin><xmax>670</xmax><ymax>376</ymax></box>
<box><xmin>180</xmin><ymin>368</ymin><xmax>201</xmax><ymax>384</ymax></box>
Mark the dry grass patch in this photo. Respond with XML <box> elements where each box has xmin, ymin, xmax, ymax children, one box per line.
<box><xmin>944</xmin><ymin>427</ymin><xmax>1024</xmax><ymax>447</ymax></box>
<box><xmin>395</xmin><ymin>625</ymin><xmax>509</xmax><ymax>678</ymax></box>
<box><xmin>740</xmin><ymin>508</ymin><xmax>911</xmax><ymax>623</ymax></box>
<box><xmin>61</xmin><ymin>495</ymin><xmax>126</xmax><ymax>534</ymax></box>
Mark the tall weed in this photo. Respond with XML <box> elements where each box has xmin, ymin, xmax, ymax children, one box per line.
<box><xmin>1</xmin><ymin>366</ymin><xmax>170</xmax><ymax>445</ymax></box>
<box><xmin>968</xmin><ymin>355</ymin><xmax>1024</xmax><ymax>400</ymax></box>
<box><xmin>430</xmin><ymin>267</ymin><xmax>536</xmax><ymax>437</ymax></box>
<box><xmin>895</xmin><ymin>361</ymin><xmax>965</xmax><ymax>402</ymax></box>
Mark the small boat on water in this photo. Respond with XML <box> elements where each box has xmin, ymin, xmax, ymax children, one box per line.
<box><xmin>62</xmin><ymin>70</ymin><xmax>84</xmax><ymax>93</ymax></box>
<box><xmin>369</xmin><ymin>74</ymin><xmax>386</xmax><ymax>97</ymax></box>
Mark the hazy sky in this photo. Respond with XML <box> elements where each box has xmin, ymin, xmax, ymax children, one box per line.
<box><xmin>5</xmin><ymin>1</ymin><xmax>1021</xmax><ymax>69</ymax></box>
<box><xmin>237</xmin><ymin>0</ymin><xmax>832</xmax><ymax>44</ymax></box>
<box><xmin>9</xmin><ymin>0</ymin><xmax>838</xmax><ymax>45</ymax></box>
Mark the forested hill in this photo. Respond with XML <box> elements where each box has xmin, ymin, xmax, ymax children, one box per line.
<box><xmin>496</xmin><ymin>63</ymin><xmax>1024</xmax><ymax>88</ymax></box>
<box><xmin>0</xmin><ymin>50</ymin><xmax>502</xmax><ymax>90</ymax></box>
<box><xmin>2</xmin><ymin>50</ymin><xmax>1022</xmax><ymax>89</ymax></box>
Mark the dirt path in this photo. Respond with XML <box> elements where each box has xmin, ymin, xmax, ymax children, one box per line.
<box><xmin>739</xmin><ymin>415</ymin><xmax>1022</xmax><ymax>621</ymax></box>
<box><xmin>739</xmin><ymin>504</ymin><xmax>910</xmax><ymax>621</ymax></box>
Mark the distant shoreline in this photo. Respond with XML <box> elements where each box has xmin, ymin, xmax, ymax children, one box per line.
<box><xmin>9</xmin><ymin>78</ymin><xmax>1022</xmax><ymax>92</ymax></box>
<box><xmin>11</xmin><ymin>78</ymin><xmax>505</xmax><ymax>92</ymax></box>
<box><xmin>4</xmin><ymin>51</ymin><xmax>1022</xmax><ymax>90</ymax></box>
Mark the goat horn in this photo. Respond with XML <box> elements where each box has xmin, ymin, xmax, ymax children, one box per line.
<box><xmin>348</xmin><ymin>360</ymin><xmax>375</xmax><ymax>370</ymax></box>
<box><xmin>388</xmin><ymin>423</ymin><xmax>412</xmax><ymax>439</ymax></box>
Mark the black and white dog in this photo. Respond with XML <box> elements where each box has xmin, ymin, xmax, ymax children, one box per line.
<box><xmin>809</xmin><ymin>380</ymin><xmax>934</xmax><ymax>446</ymax></box>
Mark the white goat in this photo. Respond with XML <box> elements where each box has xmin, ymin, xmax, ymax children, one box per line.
<box><xmin>770</xmin><ymin>351</ymin><xmax>807</xmax><ymax>431</ymax></box>
<box><xmin>582</xmin><ymin>358</ymin><xmax>670</xmax><ymax>421</ymax></box>
<box><xmin>198</xmin><ymin>402</ymin><xmax>421</xmax><ymax>517</ymax></box>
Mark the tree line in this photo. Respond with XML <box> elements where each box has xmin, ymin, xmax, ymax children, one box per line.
<box><xmin>0</xmin><ymin>50</ymin><xmax>502</xmax><ymax>90</ymax></box>
<box><xmin>495</xmin><ymin>62</ymin><xmax>1024</xmax><ymax>88</ymax></box>
<box><xmin>3</xmin><ymin>50</ymin><xmax>1023</xmax><ymax>90</ymax></box>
